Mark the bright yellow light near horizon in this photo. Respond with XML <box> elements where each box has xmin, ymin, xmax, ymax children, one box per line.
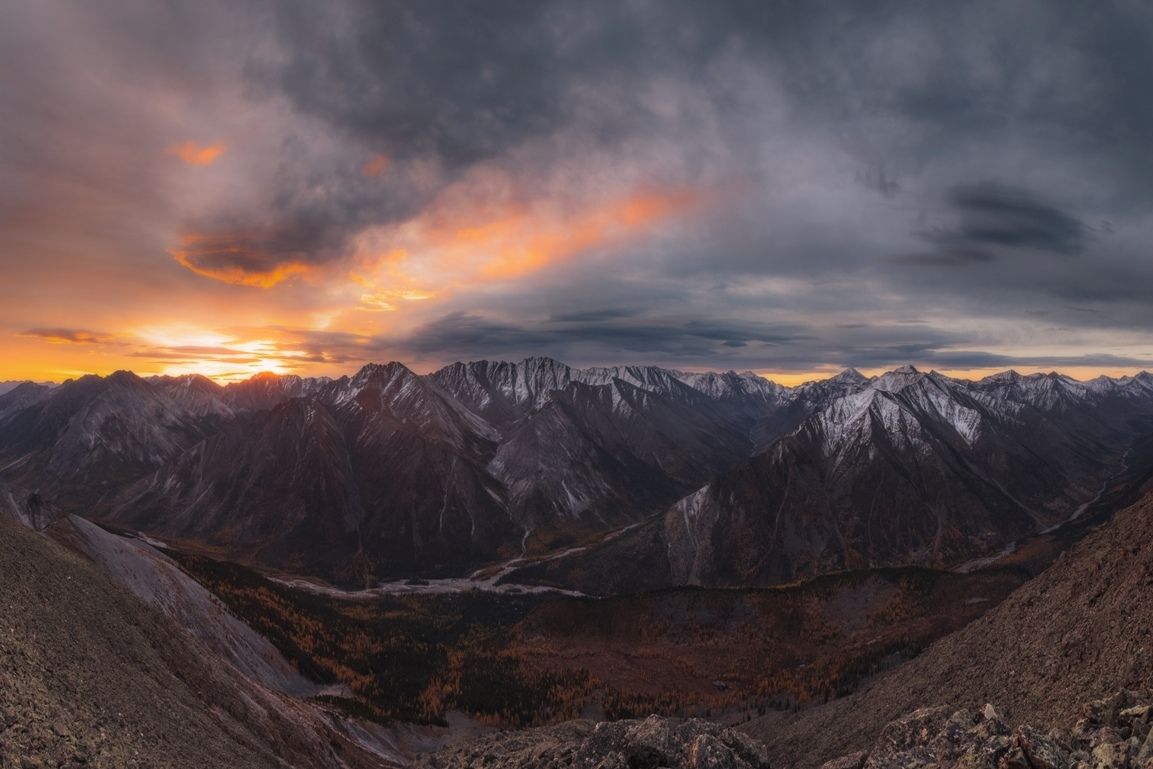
<box><xmin>233</xmin><ymin>339</ymin><xmax>282</xmax><ymax>354</ymax></box>
<box><xmin>754</xmin><ymin>370</ymin><xmax>829</xmax><ymax>387</ymax></box>
<box><xmin>135</xmin><ymin>325</ymin><xmax>233</xmax><ymax>349</ymax></box>
<box><xmin>159</xmin><ymin>358</ymin><xmax>289</xmax><ymax>382</ymax></box>
<box><xmin>130</xmin><ymin>328</ymin><xmax>301</xmax><ymax>383</ymax></box>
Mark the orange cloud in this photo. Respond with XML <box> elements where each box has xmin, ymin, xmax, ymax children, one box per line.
<box><xmin>170</xmin><ymin>234</ymin><xmax>312</xmax><ymax>288</ymax></box>
<box><xmin>362</xmin><ymin>153</ymin><xmax>391</xmax><ymax>178</ymax></box>
<box><xmin>168</xmin><ymin>140</ymin><xmax>227</xmax><ymax>166</ymax></box>
<box><xmin>18</xmin><ymin>328</ymin><xmax>113</xmax><ymax>344</ymax></box>
<box><xmin>343</xmin><ymin>184</ymin><xmax>706</xmax><ymax>320</ymax></box>
<box><xmin>358</xmin><ymin>288</ymin><xmax>436</xmax><ymax>311</ymax></box>
<box><xmin>425</xmin><ymin>185</ymin><xmax>703</xmax><ymax>281</ymax></box>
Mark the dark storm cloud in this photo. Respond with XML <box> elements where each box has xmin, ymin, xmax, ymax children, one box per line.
<box><xmin>548</xmin><ymin>309</ymin><xmax>641</xmax><ymax>324</ymax></box>
<box><xmin>400</xmin><ymin>312</ymin><xmax>806</xmax><ymax>360</ymax></box>
<box><xmin>888</xmin><ymin>248</ymin><xmax>996</xmax><ymax>267</ymax></box>
<box><xmin>923</xmin><ymin>184</ymin><xmax>1087</xmax><ymax>257</ymax></box>
<box><xmin>273</xmin><ymin>315</ymin><xmax>1153</xmax><ymax>376</ymax></box>
<box><xmin>890</xmin><ymin>183</ymin><xmax>1089</xmax><ymax>266</ymax></box>
<box><xmin>126</xmin><ymin>1</ymin><xmax>1153</xmax><ymax>293</ymax></box>
<box><xmin>257</xmin><ymin>1</ymin><xmax>579</xmax><ymax>168</ymax></box>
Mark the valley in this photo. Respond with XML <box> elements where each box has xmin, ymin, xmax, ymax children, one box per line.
<box><xmin>153</xmin><ymin>532</ymin><xmax>1032</xmax><ymax>730</ymax></box>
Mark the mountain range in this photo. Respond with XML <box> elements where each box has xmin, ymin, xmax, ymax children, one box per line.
<box><xmin>3</xmin><ymin>359</ymin><xmax>1153</xmax><ymax>591</ymax></box>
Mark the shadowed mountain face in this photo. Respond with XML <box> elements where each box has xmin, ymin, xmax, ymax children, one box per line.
<box><xmin>740</xmin><ymin>483</ymin><xmax>1153</xmax><ymax>769</ymax></box>
<box><xmin>501</xmin><ymin>368</ymin><xmax>1153</xmax><ymax>593</ymax></box>
<box><xmin>661</xmin><ymin>371</ymin><xmax>1147</xmax><ymax>583</ymax></box>
<box><xmin>1</xmin><ymin>360</ymin><xmax>1153</xmax><ymax>589</ymax></box>
<box><xmin>0</xmin><ymin>359</ymin><xmax>785</xmax><ymax>584</ymax></box>
<box><xmin>0</xmin><ymin>372</ymin><xmax>228</xmax><ymax>509</ymax></box>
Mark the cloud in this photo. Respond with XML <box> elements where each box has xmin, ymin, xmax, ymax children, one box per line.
<box><xmin>884</xmin><ymin>350</ymin><xmax>1153</xmax><ymax>372</ymax></box>
<box><xmin>548</xmin><ymin>309</ymin><xmax>640</xmax><ymax>323</ymax></box>
<box><xmin>170</xmin><ymin>231</ymin><xmax>316</xmax><ymax>287</ymax></box>
<box><xmin>888</xmin><ymin>248</ymin><xmax>997</xmax><ymax>267</ymax></box>
<box><xmin>361</xmin><ymin>154</ymin><xmax>391</xmax><ymax>178</ymax></box>
<box><xmin>396</xmin><ymin>311</ymin><xmax>806</xmax><ymax>361</ymax></box>
<box><xmin>19</xmin><ymin>328</ymin><xmax>114</xmax><ymax>344</ymax></box>
<box><xmin>919</xmin><ymin>183</ymin><xmax>1088</xmax><ymax>259</ymax></box>
<box><xmin>168</xmin><ymin>140</ymin><xmax>227</xmax><ymax>166</ymax></box>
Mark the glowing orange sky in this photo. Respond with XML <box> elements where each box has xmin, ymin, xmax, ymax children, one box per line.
<box><xmin>1</xmin><ymin>160</ymin><xmax>720</xmax><ymax>382</ymax></box>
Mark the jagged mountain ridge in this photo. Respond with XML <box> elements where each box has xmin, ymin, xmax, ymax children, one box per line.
<box><xmin>2</xmin><ymin>360</ymin><xmax>1153</xmax><ymax>587</ymax></box>
<box><xmin>503</xmin><ymin>366</ymin><xmax>1153</xmax><ymax>593</ymax></box>
<box><xmin>0</xmin><ymin>380</ymin><xmax>56</xmax><ymax>397</ymax></box>
<box><xmin>0</xmin><ymin>359</ymin><xmax>789</xmax><ymax>583</ymax></box>
<box><xmin>662</xmin><ymin>369</ymin><xmax>1145</xmax><ymax>581</ymax></box>
<box><xmin>0</xmin><ymin>371</ymin><xmax>229</xmax><ymax>509</ymax></box>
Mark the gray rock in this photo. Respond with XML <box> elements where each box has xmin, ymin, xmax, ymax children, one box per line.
<box><xmin>416</xmin><ymin>716</ymin><xmax>771</xmax><ymax>769</ymax></box>
<box><xmin>1017</xmin><ymin>725</ymin><xmax>1068</xmax><ymax>769</ymax></box>
<box><xmin>819</xmin><ymin>751</ymin><xmax>867</xmax><ymax>769</ymax></box>
<box><xmin>1138</xmin><ymin>729</ymin><xmax>1153</xmax><ymax>764</ymax></box>
<box><xmin>1090</xmin><ymin>740</ymin><xmax>1132</xmax><ymax>769</ymax></box>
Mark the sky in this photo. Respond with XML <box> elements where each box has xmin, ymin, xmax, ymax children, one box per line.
<box><xmin>3</xmin><ymin>0</ymin><xmax>1153</xmax><ymax>384</ymax></box>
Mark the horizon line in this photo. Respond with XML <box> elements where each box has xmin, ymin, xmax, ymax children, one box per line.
<box><xmin>5</xmin><ymin>357</ymin><xmax>1152</xmax><ymax>390</ymax></box>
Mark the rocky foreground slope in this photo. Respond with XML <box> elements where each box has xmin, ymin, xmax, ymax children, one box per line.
<box><xmin>825</xmin><ymin>689</ymin><xmax>1153</xmax><ymax>769</ymax></box>
<box><xmin>743</xmin><ymin>486</ymin><xmax>1153</xmax><ymax>768</ymax></box>
<box><xmin>412</xmin><ymin>484</ymin><xmax>1153</xmax><ymax>769</ymax></box>
<box><xmin>413</xmin><ymin>716</ymin><xmax>772</xmax><ymax>769</ymax></box>
<box><xmin>411</xmin><ymin>689</ymin><xmax>1153</xmax><ymax>769</ymax></box>
<box><xmin>0</xmin><ymin>512</ymin><xmax>396</xmax><ymax>769</ymax></box>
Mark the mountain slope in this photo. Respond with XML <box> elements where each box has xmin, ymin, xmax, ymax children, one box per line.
<box><xmin>661</xmin><ymin>370</ymin><xmax>1135</xmax><ymax>584</ymax></box>
<box><xmin>516</xmin><ymin>368</ymin><xmax>1153</xmax><ymax>593</ymax></box>
<box><xmin>112</xmin><ymin>378</ymin><xmax>512</xmax><ymax>584</ymax></box>
<box><xmin>0</xmin><ymin>381</ymin><xmax>53</xmax><ymax>419</ymax></box>
<box><xmin>222</xmin><ymin>371</ymin><xmax>330</xmax><ymax>412</ymax></box>
<box><xmin>5</xmin><ymin>361</ymin><xmax>1153</xmax><ymax>590</ymax></box>
<box><xmin>0</xmin><ymin>513</ymin><xmax>393</xmax><ymax>769</ymax></box>
<box><xmin>432</xmin><ymin>357</ymin><xmax>785</xmax><ymax>429</ymax></box>
<box><xmin>411</xmin><ymin>686</ymin><xmax>1153</xmax><ymax>769</ymax></box>
<box><xmin>0</xmin><ymin>371</ymin><xmax>225</xmax><ymax>507</ymax></box>
<box><xmin>490</xmin><ymin>377</ymin><xmax>754</xmax><ymax>541</ymax></box>
<box><xmin>742</xmin><ymin>485</ymin><xmax>1153</xmax><ymax>769</ymax></box>
<box><xmin>88</xmin><ymin>360</ymin><xmax>784</xmax><ymax>582</ymax></box>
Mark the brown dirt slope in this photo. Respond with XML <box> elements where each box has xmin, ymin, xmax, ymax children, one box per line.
<box><xmin>0</xmin><ymin>514</ymin><xmax>385</xmax><ymax>769</ymax></box>
<box><xmin>743</xmin><ymin>489</ymin><xmax>1153</xmax><ymax>768</ymax></box>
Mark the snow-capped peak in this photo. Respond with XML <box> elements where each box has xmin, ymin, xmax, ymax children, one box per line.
<box><xmin>870</xmin><ymin>365</ymin><xmax>924</xmax><ymax>393</ymax></box>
